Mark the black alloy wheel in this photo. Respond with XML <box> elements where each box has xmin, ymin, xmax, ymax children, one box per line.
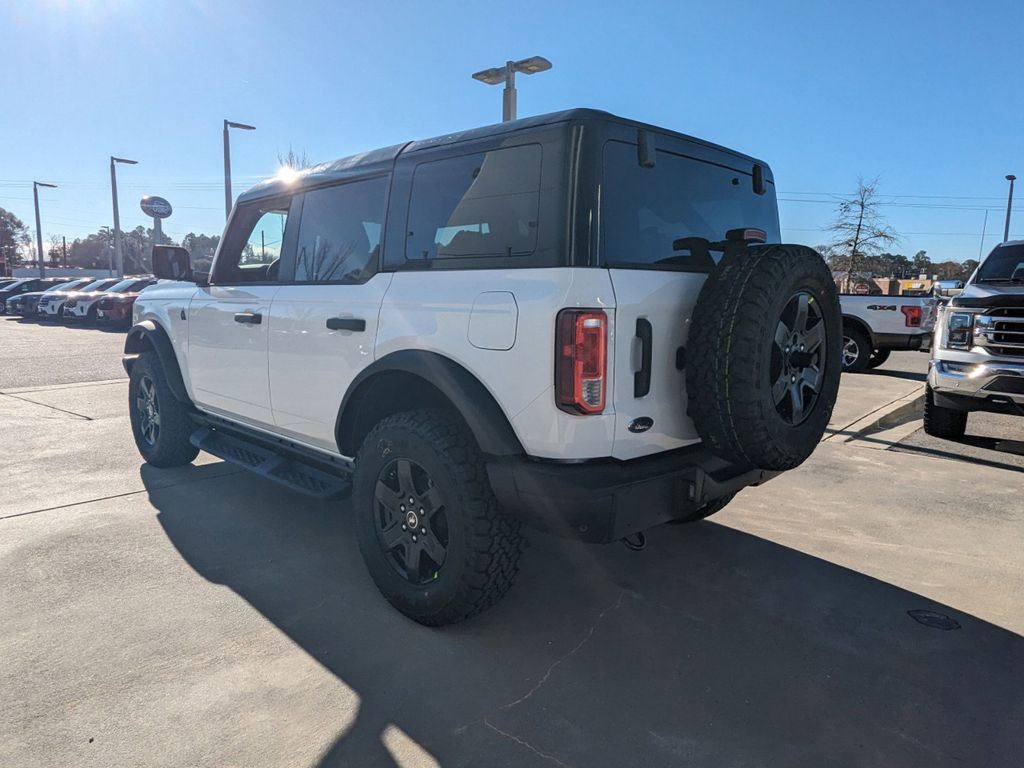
<box><xmin>135</xmin><ymin>374</ymin><xmax>161</xmax><ymax>447</ymax></box>
<box><xmin>373</xmin><ymin>457</ymin><xmax>449</xmax><ymax>585</ymax></box>
<box><xmin>770</xmin><ymin>291</ymin><xmax>827</xmax><ymax>425</ymax></box>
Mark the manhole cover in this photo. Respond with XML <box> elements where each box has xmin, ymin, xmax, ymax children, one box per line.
<box><xmin>907</xmin><ymin>609</ymin><xmax>961</xmax><ymax>631</ymax></box>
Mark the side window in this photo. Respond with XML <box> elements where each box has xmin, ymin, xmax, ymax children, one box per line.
<box><xmin>212</xmin><ymin>198</ymin><xmax>291</xmax><ymax>284</ymax></box>
<box><xmin>294</xmin><ymin>177</ymin><xmax>388</xmax><ymax>283</ymax></box>
<box><xmin>405</xmin><ymin>144</ymin><xmax>542</xmax><ymax>264</ymax></box>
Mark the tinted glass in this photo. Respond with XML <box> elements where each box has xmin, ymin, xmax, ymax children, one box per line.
<box><xmin>294</xmin><ymin>177</ymin><xmax>388</xmax><ymax>283</ymax></box>
<box><xmin>406</xmin><ymin>144</ymin><xmax>541</xmax><ymax>262</ymax></box>
<box><xmin>79</xmin><ymin>280</ymin><xmax>115</xmax><ymax>292</ymax></box>
<box><xmin>976</xmin><ymin>244</ymin><xmax>1024</xmax><ymax>282</ymax></box>
<box><xmin>602</xmin><ymin>140</ymin><xmax>780</xmax><ymax>270</ymax></box>
<box><xmin>214</xmin><ymin>199</ymin><xmax>290</xmax><ymax>283</ymax></box>
<box><xmin>43</xmin><ymin>280</ymin><xmax>82</xmax><ymax>293</ymax></box>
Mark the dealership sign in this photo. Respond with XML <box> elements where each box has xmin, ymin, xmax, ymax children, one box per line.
<box><xmin>140</xmin><ymin>196</ymin><xmax>173</xmax><ymax>219</ymax></box>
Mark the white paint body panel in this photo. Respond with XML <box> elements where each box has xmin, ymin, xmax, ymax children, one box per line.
<box><xmin>187</xmin><ymin>285</ymin><xmax>280</xmax><ymax>428</ymax></box>
<box><xmin>606</xmin><ymin>269</ymin><xmax>707</xmax><ymax>459</ymax></box>
<box><xmin>131</xmin><ymin>281</ymin><xmax>199</xmax><ymax>398</ymax></box>
<box><xmin>267</xmin><ymin>274</ymin><xmax>394</xmax><ymax>450</ymax></box>
<box><xmin>376</xmin><ymin>268</ymin><xmax>618</xmax><ymax>460</ymax></box>
<box><xmin>839</xmin><ymin>294</ymin><xmax>937</xmax><ymax>339</ymax></box>
<box><xmin>468</xmin><ymin>291</ymin><xmax>518</xmax><ymax>351</ymax></box>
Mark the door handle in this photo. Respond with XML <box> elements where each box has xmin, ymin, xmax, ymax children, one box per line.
<box><xmin>234</xmin><ymin>312</ymin><xmax>262</xmax><ymax>325</ymax></box>
<box><xmin>326</xmin><ymin>317</ymin><xmax>366</xmax><ymax>332</ymax></box>
<box><xmin>634</xmin><ymin>318</ymin><xmax>653</xmax><ymax>397</ymax></box>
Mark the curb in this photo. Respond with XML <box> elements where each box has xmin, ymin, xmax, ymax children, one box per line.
<box><xmin>823</xmin><ymin>384</ymin><xmax>926</xmax><ymax>446</ymax></box>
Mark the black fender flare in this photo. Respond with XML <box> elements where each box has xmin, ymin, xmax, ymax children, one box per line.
<box><xmin>336</xmin><ymin>350</ymin><xmax>524</xmax><ymax>457</ymax></box>
<box><xmin>123</xmin><ymin>320</ymin><xmax>191</xmax><ymax>405</ymax></box>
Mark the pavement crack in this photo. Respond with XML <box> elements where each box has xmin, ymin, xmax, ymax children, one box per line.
<box><xmin>0</xmin><ymin>391</ymin><xmax>93</xmax><ymax>421</ymax></box>
<box><xmin>500</xmin><ymin>591</ymin><xmax>625</xmax><ymax>711</ymax></box>
<box><xmin>484</xmin><ymin>717</ymin><xmax>572</xmax><ymax>768</ymax></box>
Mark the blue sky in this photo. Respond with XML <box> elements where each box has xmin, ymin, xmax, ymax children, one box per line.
<box><xmin>1</xmin><ymin>0</ymin><xmax>1021</xmax><ymax>262</ymax></box>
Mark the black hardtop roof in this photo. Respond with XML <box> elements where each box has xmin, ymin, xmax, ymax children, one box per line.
<box><xmin>237</xmin><ymin>108</ymin><xmax>769</xmax><ymax>204</ymax></box>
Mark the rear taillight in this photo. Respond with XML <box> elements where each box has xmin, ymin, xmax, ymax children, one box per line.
<box><xmin>555</xmin><ymin>309</ymin><xmax>607</xmax><ymax>414</ymax></box>
<box><xmin>901</xmin><ymin>305</ymin><xmax>922</xmax><ymax>327</ymax></box>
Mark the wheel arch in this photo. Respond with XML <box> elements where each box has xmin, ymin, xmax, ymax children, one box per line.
<box><xmin>123</xmin><ymin>320</ymin><xmax>191</xmax><ymax>404</ymax></box>
<box><xmin>841</xmin><ymin>314</ymin><xmax>875</xmax><ymax>348</ymax></box>
<box><xmin>336</xmin><ymin>350</ymin><xmax>524</xmax><ymax>458</ymax></box>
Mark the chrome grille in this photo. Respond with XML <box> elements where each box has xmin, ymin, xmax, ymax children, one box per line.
<box><xmin>976</xmin><ymin>308</ymin><xmax>1024</xmax><ymax>358</ymax></box>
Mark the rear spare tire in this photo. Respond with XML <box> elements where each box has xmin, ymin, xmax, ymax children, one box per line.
<box><xmin>686</xmin><ymin>244</ymin><xmax>842</xmax><ymax>471</ymax></box>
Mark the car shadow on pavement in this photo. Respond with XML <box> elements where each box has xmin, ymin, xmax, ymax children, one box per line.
<box><xmin>142</xmin><ymin>463</ymin><xmax>1024</xmax><ymax>768</ymax></box>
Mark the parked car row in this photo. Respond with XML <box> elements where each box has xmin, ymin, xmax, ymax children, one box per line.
<box><xmin>0</xmin><ymin>276</ymin><xmax>154</xmax><ymax>328</ymax></box>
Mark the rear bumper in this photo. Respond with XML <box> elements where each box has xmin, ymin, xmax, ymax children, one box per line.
<box><xmin>487</xmin><ymin>447</ymin><xmax>778</xmax><ymax>544</ymax></box>
<box><xmin>929</xmin><ymin>358</ymin><xmax>1024</xmax><ymax>413</ymax></box>
<box><xmin>875</xmin><ymin>332</ymin><xmax>930</xmax><ymax>352</ymax></box>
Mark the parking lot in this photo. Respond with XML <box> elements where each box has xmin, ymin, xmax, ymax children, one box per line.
<box><xmin>2</xmin><ymin>318</ymin><xmax>1022</xmax><ymax>767</ymax></box>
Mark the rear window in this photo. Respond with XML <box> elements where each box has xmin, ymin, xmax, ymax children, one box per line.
<box><xmin>976</xmin><ymin>244</ymin><xmax>1024</xmax><ymax>282</ymax></box>
<box><xmin>601</xmin><ymin>140</ymin><xmax>780</xmax><ymax>270</ymax></box>
<box><xmin>405</xmin><ymin>144</ymin><xmax>542</xmax><ymax>263</ymax></box>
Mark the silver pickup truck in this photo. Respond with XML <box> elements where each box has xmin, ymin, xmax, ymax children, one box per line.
<box><xmin>926</xmin><ymin>241</ymin><xmax>1024</xmax><ymax>438</ymax></box>
<box><xmin>840</xmin><ymin>293</ymin><xmax>938</xmax><ymax>372</ymax></box>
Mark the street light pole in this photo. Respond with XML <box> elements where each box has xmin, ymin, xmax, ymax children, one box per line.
<box><xmin>223</xmin><ymin>119</ymin><xmax>256</xmax><ymax>218</ymax></box>
<box><xmin>472</xmin><ymin>56</ymin><xmax>552</xmax><ymax>122</ymax></box>
<box><xmin>1004</xmin><ymin>174</ymin><xmax>1016</xmax><ymax>243</ymax></box>
<box><xmin>110</xmin><ymin>156</ymin><xmax>138</xmax><ymax>278</ymax></box>
<box><xmin>32</xmin><ymin>181</ymin><xmax>57</xmax><ymax>278</ymax></box>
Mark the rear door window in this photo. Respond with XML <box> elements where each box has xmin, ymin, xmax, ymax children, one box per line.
<box><xmin>601</xmin><ymin>140</ymin><xmax>780</xmax><ymax>271</ymax></box>
<box><xmin>405</xmin><ymin>144</ymin><xmax>542</xmax><ymax>265</ymax></box>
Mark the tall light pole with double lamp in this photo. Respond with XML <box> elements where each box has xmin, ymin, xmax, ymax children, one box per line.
<box><xmin>223</xmin><ymin>119</ymin><xmax>256</xmax><ymax>218</ymax></box>
<box><xmin>33</xmin><ymin>181</ymin><xmax>57</xmax><ymax>278</ymax></box>
<box><xmin>110</xmin><ymin>156</ymin><xmax>138</xmax><ymax>278</ymax></box>
<box><xmin>472</xmin><ymin>56</ymin><xmax>552</xmax><ymax>122</ymax></box>
<box><xmin>1004</xmin><ymin>174</ymin><xmax>1016</xmax><ymax>243</ymax></box>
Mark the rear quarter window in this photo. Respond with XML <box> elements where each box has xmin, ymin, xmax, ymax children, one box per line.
<box><xmin>404</xmin><ymin>144</ymin><xmax>543</xmax><ymax>264</ymax></box>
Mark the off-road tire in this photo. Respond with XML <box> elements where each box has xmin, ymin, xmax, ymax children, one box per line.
<box><xmin>352</xmin><ymin>409</ymin><xmax>522</xmax><ymax>626</ymax></box>
<box><xmin>668</xmin><ymin>492</ymin><xmax>736</xmax><ymax>524</ymax></box>
<box><xmin>128</xmin><ymin>351</ymin><xmax>200</xmax><ymax>467</ymax></box>
<box><xmin>866</xmin><ymin>348</ymin><xmax>891</xmax><ymax>369</ymax></box>
<box><xmin>686</xmin><ymin>244</ymin><xmax>842</xmax><ymax>471</ymax></box>
<box><xmin>923</xmin><ymin>386</ymin><xmax>967</xmax><ymax>439</ymax></box>
<box><xmin>842</xmin><ymin>326</ymin><xmax>872</xmax><ymax>373</ymax></box>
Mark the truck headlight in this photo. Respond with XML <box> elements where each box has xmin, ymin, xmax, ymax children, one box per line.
<box><xmin>945</xmin><ymin>312</ymin><xmax>974</xmax><ymax>349</ymax></box>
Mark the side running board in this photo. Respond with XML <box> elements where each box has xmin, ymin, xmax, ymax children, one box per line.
<box><xmin>190</xmin><ymin>426</ymin><xmax>351</xmax><ymax>500</ymax></box>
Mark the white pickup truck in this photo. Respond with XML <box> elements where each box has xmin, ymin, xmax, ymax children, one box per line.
<box><xmin>839</xmin><ymin>293</ymin><xmax>938</xmax><ymax>372</ymax></box>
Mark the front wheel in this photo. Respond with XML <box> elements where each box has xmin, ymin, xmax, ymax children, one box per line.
<box><xmin>923</xmin><ymin>386</ymin><xmax>967</xmax><ymax>439</ymax></box>
<box><xmin>128</xmin><ymin>352</ymin><xmax>200</xmax><ymax>467</ymax></box>
<box><xmin>866</xmin><ymin>348</ymin><xmax>891</xmax><ymax>369</ymax></box>
<box><xmin>352</xmin><ymin>410</ymin><xmax>522</xmax><ymax>626</ymax></box>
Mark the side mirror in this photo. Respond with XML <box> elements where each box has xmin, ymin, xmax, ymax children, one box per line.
<box><xmin>152</xmin><ymin>245</ymin><xmax>193</xmax><ymax>281</ymax></box>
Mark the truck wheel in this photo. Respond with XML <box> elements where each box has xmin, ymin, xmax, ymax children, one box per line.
<box><xmin>866</xmin><ymin>349</ymin><xmax>891</xmax><ymax>369</ymax></box>
<box><xmin>128</xmin><ymin>351</ymin><xmax>200</xmax><ymax>467</ymax></box>
<box><xmin>668</xmin><ymin>492</ymin><xmax>736</xmax><ymax>524</ymax></box>
<box><xmin>841</xmin><ymin>327</ymin><xmax>872</xmax><ymax>373</ymax></box>
<box><xmin>352</xmin><ymin>409</ymin><xmax>522</xmax><ymax>626</ymax></box>
<box><xmin>923</xmin><ymin>386</ymin><xmax>967</xmax><ymax>439</ymax></box>
<box><xmin>687</xmin><ymin>244</ymin><xmax>842</xmax><ymax>471</ymax></box>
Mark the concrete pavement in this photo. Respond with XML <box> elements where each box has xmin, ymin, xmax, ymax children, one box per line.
<box><xmin>1</xmin><ymin>330</ymin><xmax>1022</xmax><ymax>768</ymax></box>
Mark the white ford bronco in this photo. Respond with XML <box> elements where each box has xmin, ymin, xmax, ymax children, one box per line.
<box><xmin>125</xmin><ymin>109</ymin><xmax>842</xmax><ymax>625</ymax></box>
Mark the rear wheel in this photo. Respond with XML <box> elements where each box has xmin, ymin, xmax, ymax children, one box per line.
<box><xmin>841</xmin><ymin>327</ymin><xmax>872</xmax><ymax>373</ymax></box>
<box><xmin>128</xmin><ymin>352</ymin><xmax>199</xmax><ymax>467</ymax></box>
<box><xmin>866</xmin><ymin>348</ymin><xmax>891</xmax><ymax>369</ymax></box>
<box><xmin>353</xmin><ymin>410</ymin><xmax>522</xmax><ymax>626</ymax></box>
<box><xmin>923</xmin><ymin>386</ymin><xmax>967</xmax><ymax>439</ymax></box>
<box><xmin>686</xmin><ymin>244</ymin><xmax>842</xmax><ymax>471</ymax></box>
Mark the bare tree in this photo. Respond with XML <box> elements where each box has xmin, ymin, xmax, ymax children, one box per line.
<box><xmin>278</xmin><ymin>146</ymin><xmax>313</xmax><ymax>170</ymax></box>
<box><xmin>828</xmin><ymin>179</ymin><xmax>898</xmax><ymax>291</ymax></box>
